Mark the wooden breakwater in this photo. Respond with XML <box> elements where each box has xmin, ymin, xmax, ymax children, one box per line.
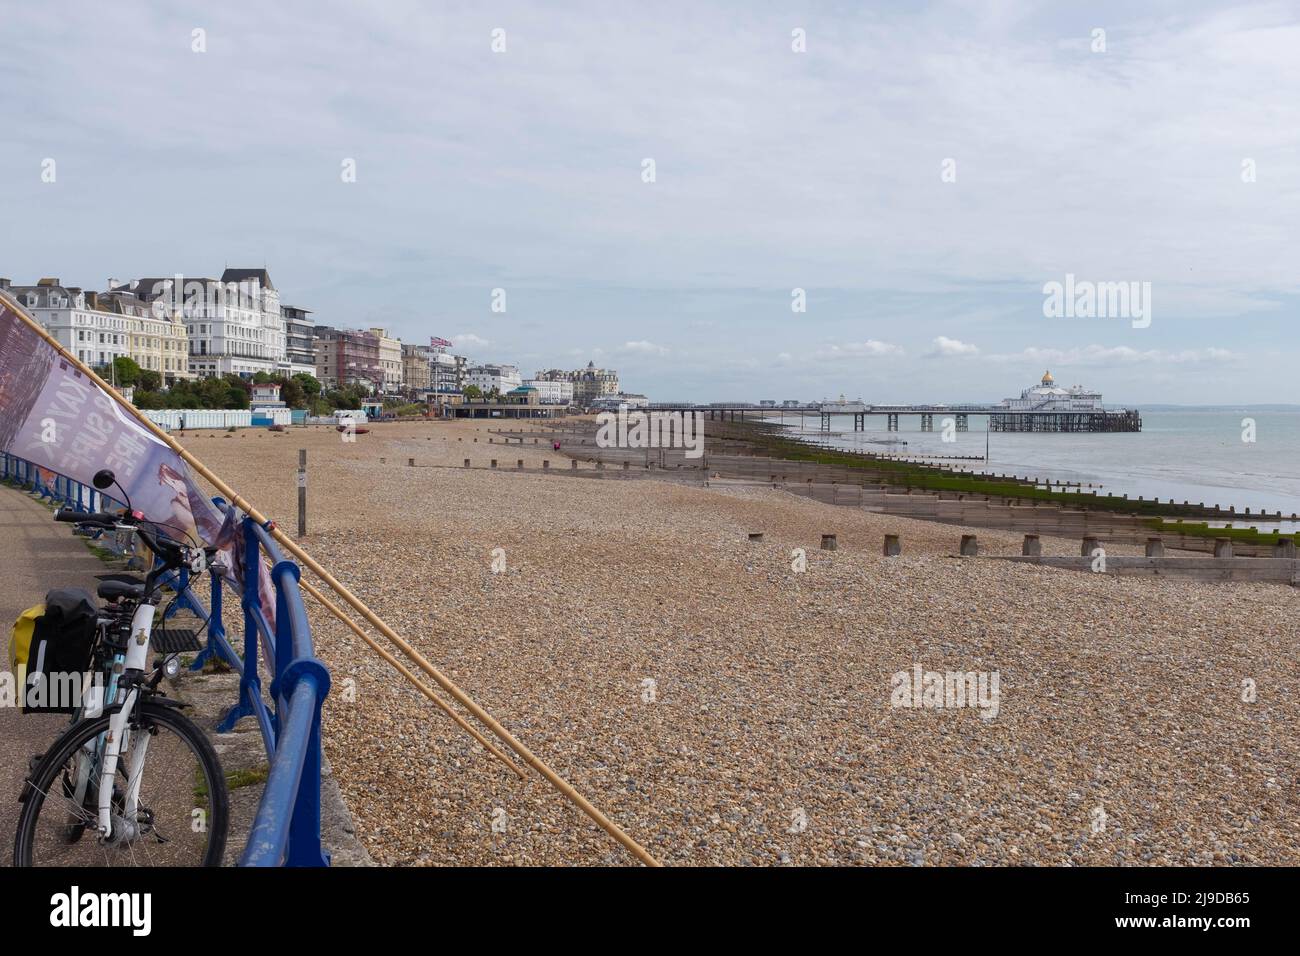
<box><xmin>486</xmin><ymin>424</ymin><xmax>1296</xmax><ymax>556</ymax></box>
<box><xmin>980</xmin><ymin>553</ymin><xmax>1300</xmax><ymax>585</ymax></box>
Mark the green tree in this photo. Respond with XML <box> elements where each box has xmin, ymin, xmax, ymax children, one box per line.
<box><xmin>95</xmin><ymin>356</ymin><xmax>142</xmax><ymax>388</ymax></box>
<box><xmin>292</xmin><ymin>372</ymin><xmax>321</xmax><ymax>398</ymax></box>
<box><xmin>462</xmin><ymin>384</ymin><xmax>483</xmax><ymax>400</ymax></box>
<box><xmin>137</xmin><ymin>369</ymin><xmax>162</xmax><ymax>393</ymax></box>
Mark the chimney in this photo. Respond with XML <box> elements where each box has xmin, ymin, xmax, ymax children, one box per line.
<box><xmin>0</xmin><ymin>278</ymin><xmax>10</xmax><ymax>290</ymax></box>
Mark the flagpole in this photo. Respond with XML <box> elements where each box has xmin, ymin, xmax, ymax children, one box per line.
<box><xmin>0</xmin><ymin>290</ymin><xmax>662</xmax><ymax>868</ymax></box>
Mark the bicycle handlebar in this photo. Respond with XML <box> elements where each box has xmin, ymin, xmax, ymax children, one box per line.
<box><xmin>54</xmin><ymin>507</ymin><xmax>120</xmax><ymax>526</ymax></box>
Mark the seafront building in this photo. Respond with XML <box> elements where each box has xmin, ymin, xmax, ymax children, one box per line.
<box><xmin>0</xmin><ymin>277</ymin><xmax>191</xmax><ymax>384</ymax></box>
<box><xmin>114</xmin><ymin>268</ymin><xmax>285</xmax><ymax>379</ymax></box>
<box><xmin>314</xmin><ymin>326</ymin><xmax>381</xmax><ymax>390</ymax></box>
<box><xmin>280</xmin><ymin>305</ymin><xmax>318</xmax><ymax>378</ymax></box>
<box><xmin>522</xmin><ymin>379</ymin><xmax>574</xmax><ymax>405</ymax></box>
<box><xmin>368</xmin><ymin>327</ymin><xmax>404</xmax><ymax>393</ymax></box>
<box><xmin>533</xmin><ymin>361</ymin><xmax>620</xmax><ymax>405</ymax></box>
<box><xmin>401</xmin><ymin>343</ymin><xmax>434</xmax><ymax>396</ymax></box>
<box><xmin>466</xmin><ymin>363</ymin><xmax>522</xmax><ymax>395</ymax></box>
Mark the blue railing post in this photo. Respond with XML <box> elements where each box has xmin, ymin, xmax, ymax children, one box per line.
<box><xmin>217</xmin><ymin>518</ymin><xmax>266</xmax><ymax>734</ymax></box>
<box><xmin>286</xmin><ymin>670</ymin><xmax>330</xmax><ymax>867</ymax></box>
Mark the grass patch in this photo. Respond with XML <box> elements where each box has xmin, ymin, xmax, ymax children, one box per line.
<box><xmin>1143</xmin><ymin>519</ymin><xmax>1299</xmax><ymax>547</ymax></box>
<box><xmin>226</xmin><ymin>765</ymin><xmax>270</xmax><ymax>790</ymax></box>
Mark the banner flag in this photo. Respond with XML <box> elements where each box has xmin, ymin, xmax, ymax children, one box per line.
<box><xmin>0</xmin><ymin>291</ymin><xmax>271</xmax><ymax>622</ymax></box>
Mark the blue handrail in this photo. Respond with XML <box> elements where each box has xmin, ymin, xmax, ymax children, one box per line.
<box><xmin>1</xmin><ymin>451</ymin><xmax>332</xmax><ymax>867</ymax></box>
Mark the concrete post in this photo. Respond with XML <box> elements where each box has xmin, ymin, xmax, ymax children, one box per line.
<box><xmin>408</xmin><ymin>458</ymin><xmax>414</xmax><ymax>467</ymax></box>
<box><xmin>490</xmin><ymin>459</ymin><xmax>498</xmax><ymax>469</ymax></box>
<box><xmin>748</xmin><ymin>532</ymin><xmax>764</xmax><ymax>543</ymax></box>
<box><xmin>960</xmin><ymin>535</ymin><xmax>978</xmax><ymax>556</ymax></box>
<box><xmin>1214</xmin><ymin>538</ymin><xmax>1233</xmax><ymax>558</ymax></box>
<box><xmin>1274</xmin><ymin>538</ymin><xmax>1296</xmax><ymax>558</ymax></box>
<box><xmin>883</xmin><ymin>534</ymin><xmax>901</xmax><ymax>557</ymax></box>
<box><xmin>543</xmin><ymin>460</ymin><xmax>550</xmax><ymax>470</ymax></box>
<box><xmin>464</xmin><ymin>459</ymin><xmax>471</xmax><ymax>468</ymax></box>
<box><xmin>623</xmin><ymin>461</ymin><xmax>629</xmax><ymax>470</ymax></box>
<box><xmin>1081</xmin><ymin>535</ymin><xmax>1100</xmax><ymax>556</ymax></box>
<box><xmin>517</xmin><ymin>459</ymin><xmax>524</xmax><ymax>470</ymax></box>
<box><xmin>1145</xmin><ymin>537</ymin><xmax>1165</xmax><ymax>557</ymax></box>
<box><xmin>571</xmin><ymin>460</ymin><xmax>578</xmax><ymax>470</ymax></box>
<box><xmin>1022</xmin><ymin>534</ymin><xmax>1041</xmax><ymax>556</ymax></box>
<box><xmin>821</xmin><ymin>534</ymin><xmax>838</xmax><ymax>551</ymax></box>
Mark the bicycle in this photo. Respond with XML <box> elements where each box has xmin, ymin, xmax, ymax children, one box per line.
<box><xmin>13</xmin><ymin>468</ymin><xmax>230</xmax><ymax>867</ymax></box>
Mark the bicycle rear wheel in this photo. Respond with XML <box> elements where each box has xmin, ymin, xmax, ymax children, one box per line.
<box><xmin>13</xmin><ymin>702</ymin><xmax>229</xmax><ymax>867</ymax></box>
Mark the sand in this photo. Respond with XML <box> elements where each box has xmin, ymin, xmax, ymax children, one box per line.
<box><xmin>180</xmin><ymin>419</ymin><xmax>1300</xmax><ymax>866</ymax></box>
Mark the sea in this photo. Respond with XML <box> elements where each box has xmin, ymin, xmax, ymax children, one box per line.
<box><xmin>776</xmin><ymin>408</ymin><xmax>1300</xmax><ymax>533</ymax></box>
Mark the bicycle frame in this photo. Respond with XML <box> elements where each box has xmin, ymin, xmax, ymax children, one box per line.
<box><xmin>78</xmin><ymin>600</ymin><xmax>156</xmax><ymax>840</ymax></box>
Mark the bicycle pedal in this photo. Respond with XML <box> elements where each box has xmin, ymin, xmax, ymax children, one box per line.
<box><xmin>152</xmin><ymin>628</ymin><xmax>203</xmax><ymax>653</ymax></box>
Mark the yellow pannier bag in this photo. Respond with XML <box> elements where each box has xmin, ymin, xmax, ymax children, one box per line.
<box><xmin>8</xmin><ymin>603</ymin><xmax>45</xmax><ymax>696</ymax></box>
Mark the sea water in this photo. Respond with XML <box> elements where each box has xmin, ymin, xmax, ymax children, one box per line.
<box><xmin>783</xmin><ymin>408</ymin><xmax>1300</xmax><ymax>532</ymax></box>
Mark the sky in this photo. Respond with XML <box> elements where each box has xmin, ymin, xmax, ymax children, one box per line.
<box><xmin>2</xmin><ymin>0</ymin><xmax>1298</xmax><ymax>404</ymax></box>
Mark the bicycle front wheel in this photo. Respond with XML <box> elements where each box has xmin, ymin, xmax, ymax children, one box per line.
<box><xmin>13</xmin><ymin>702</ymin><xmax>229</xmax><ymax>867</ymax></box>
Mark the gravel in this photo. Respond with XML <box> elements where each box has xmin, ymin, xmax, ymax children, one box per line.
<box><xmin>183</xmin><ymin>420</ymin><xmax>1300</xmax><ymax>865</ymax></box>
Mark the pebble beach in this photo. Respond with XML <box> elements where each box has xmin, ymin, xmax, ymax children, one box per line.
<box><xmin>185</xmin><ymin>420</ymin><xmax>1300</xmax><ymax>866</ymax></box>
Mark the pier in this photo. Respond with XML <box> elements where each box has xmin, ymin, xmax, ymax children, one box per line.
<box><xmin>644</xmin><ymin>402</ymin><xmax>1142</xmax><ymax>433</ymax></box>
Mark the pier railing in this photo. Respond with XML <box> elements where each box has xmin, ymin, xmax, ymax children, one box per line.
<box><xmin>1</xmin><ymin>451</ymin><xmax>331</xmax><ymax>867</ymax></box>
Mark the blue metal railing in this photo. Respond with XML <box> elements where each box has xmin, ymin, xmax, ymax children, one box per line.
<box><xmin>1</xmin><ymin>451</ymin><xmax>332</xmax><ymax>867</ymax></box>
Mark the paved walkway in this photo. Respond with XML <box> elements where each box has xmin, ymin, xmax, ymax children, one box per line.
<box><xmin>0</xmin><ymin>484</ymin><xmax>118</xmax><ymax>864</ymax></box>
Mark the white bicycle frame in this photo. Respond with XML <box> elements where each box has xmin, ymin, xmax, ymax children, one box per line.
<box><xmin>94</xmin><ymin>601</ymin><xmax>155</xmax><ymax>838</ymax></box>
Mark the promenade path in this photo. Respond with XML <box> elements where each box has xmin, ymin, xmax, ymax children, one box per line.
<box><xmin>0</xmin><ymin>484</ymin><xmax>114</xmax><ymax>864</ymax></box>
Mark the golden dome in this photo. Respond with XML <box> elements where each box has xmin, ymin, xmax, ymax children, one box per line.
<box><xmin>1041</xmin><ymin>370</ymin><xmax>1054</xmax><ymax>385</ymax></box>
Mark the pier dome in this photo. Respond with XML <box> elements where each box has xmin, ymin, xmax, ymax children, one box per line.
<box><xmin>1041</xmin><ymin>370</ymin><xmax>1054</xmax><ymax>386</ymax></box>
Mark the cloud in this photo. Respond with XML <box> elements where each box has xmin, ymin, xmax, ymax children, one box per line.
<box><xmin>987</xmin><ymin>345</ymin><xmax>1239</xmax><ymax>366</ymax></box>
<box><xmin>811</xmin><ymin>341</ymin><xmax>904</xmax><ymax>360</ymax></box>
<box><xmin>928</xmin><ymin>336</ymin><xmax>980</xmax><ymax>357</ymax></box>
<box><xmin>454</xmin><ymin>332</ymin><xmax>491</xmax><ymax>349</ymax></box>
<box><xmin>620</xmin><ymin>340</ymin><xmax>669</xmax><ymax>356</ymax></box>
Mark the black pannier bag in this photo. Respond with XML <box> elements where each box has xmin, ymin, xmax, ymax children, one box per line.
<box><xmin>22</xmin><ymin>588</ymin><xmax>98</xmax><ymax>714</ymax></box>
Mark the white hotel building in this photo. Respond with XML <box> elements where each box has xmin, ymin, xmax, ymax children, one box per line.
<box><xmin>522</xmin><ymin>379</ymin><xmax>574</xmax><ymax>405</ymax></box>
<box><xmin>466</xmin><ymin>363</ymin><xmax>522</xmax><ymax>395</ymax></box>
<box><xmin>1</xmin><ymin>277</ymin><xmax>190</xmax><ymax>383</ymax></box>
<box><xmin>119</xmin><ymin>268</ymin><xmax>286</xmax><ymax>378</ymax></box>
<box><xmin>4</xmin><ymin>279</ymin><xmax>132</xmax><ymax>367</ymax></box>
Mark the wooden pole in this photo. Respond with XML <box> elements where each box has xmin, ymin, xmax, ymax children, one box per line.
<box><xmin>297</xmin><ymin>448</ymin><xmax>307</xmax><ymax>538</ymax></box>
<box><xmin>1</xmin><ymin>290</ymin><xmax>662</xmax><ymax>868</ymax></box>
